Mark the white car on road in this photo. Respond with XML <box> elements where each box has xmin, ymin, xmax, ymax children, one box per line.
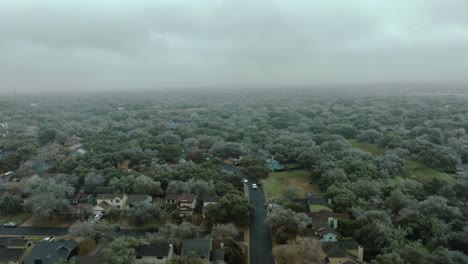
<box><xmin>252</xmin><ymin>183</ymin><xmax>258</xmax><ymax>190</ymax></box>
<box><xmin>243</xmin><ymin>179</ymin><xmax>248</xmax><ymax>183</ymax></box>
<box><xmin>43</xmin><ymin>236</ymin><xmax>55</xmax><ymax>242</ymax></box>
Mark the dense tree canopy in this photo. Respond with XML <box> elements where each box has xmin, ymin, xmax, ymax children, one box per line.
<box><xmin>2</xmin><ymin>90</ymin><xmax>468</xmax><ymax>262</ymax></box>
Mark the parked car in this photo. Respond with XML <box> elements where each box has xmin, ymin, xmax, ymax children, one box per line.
<box><xmin>43</xmin><ymin>236</ymin><xmax>55</xmax><ymax>242</ymax></box>
<box><xmin>252</xmin><ymin>183</ymin><xmax>258</xmax><ymax>190</ymax></box>
<box><xmin>268</xmin><ymin>203</ymin><xmax>279</xmax><ymax>209</ymax></box>
<box><xmin>3</xmin><ymin>222</ymin><xmax>17</xmax><ymax>228</ymax></box>
<box><xmin>147</xmin><ymin>226</ymin><xmax>159</xmax><ymax>234</ymax></box>
<box><xmin>243</xmin><ymin>179</ymin><xmax>248</xmax><ymax>183</ymax></box>
<box><xmin>94</xmin><ymin>213</ymin><xmax>103</xmax><ymax>220</ymax></box>
<box><xmin>4</xmin><ymin>171</ymin><xmax>13</xmax><ymax>176</ymax></box>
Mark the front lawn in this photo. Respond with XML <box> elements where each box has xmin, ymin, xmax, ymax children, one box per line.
<box><xmin>21</xmin><ymin>215</ymin><xmax>73</xmax><ymax>227</ymax></box>
<box><xmin>261</xmin><ymin>170</ymin><xmax>321</xmax><ymax>199</ymax></box>
<box><xmin>0</xmin><ymin>212</ymin><xmax>32</xmax><ymax>225</ymax></box>
<box><xmin>284</xmin><ymin>163</ymin><xmax>302</xmax><ymax>169</ymax></box>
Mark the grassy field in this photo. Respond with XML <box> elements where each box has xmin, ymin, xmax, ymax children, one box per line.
<box><xmin>348</xmin><ymin>139</ymin><xmax>385</xmax><ymax>155</ymax></box>
<box><xmin>261</xmin><ymin>170</ymin><xmax>321</xmax><ymax>199</ymax></box>
<box><xmin>21</xmin><ymin>215</ymin><xmax>74</xmax><ymax>227</ymax></box>
<box><xmin>283</xmin><ymin>163</ymin><xmax>302</xmax><ymax>169</ymax></box>
<box><xmin>348</xmin><ymin>139</ymin><xmax>454</xmax><ymax>183</ymax></box>
<box><xmin>0</xmin><ymin>212</ymin><xmax>32</xmax><ymax>225</ymax></box>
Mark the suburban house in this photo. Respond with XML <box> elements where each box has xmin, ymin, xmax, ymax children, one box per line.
<box><xmin>321</xmin><ymin>241</ymin><xmax>364</xmax><ymax>264</ymax></box>
<box><xmin>134</xmin><ymin>243</ymin><xmax>174</xmax><ymax>264</ymax></box>
<box><xmin>165</xmin><ymin>193</ymin><xmax>197</xmax><ymax>217</ymax></box>
<box><xmin>126</xmin><ymin>194</ymin><xmax>153</xmax><ymax>208</ymax></box>
<box><xmin>65</xmin><ymin>135</ymin><xmax>88</xmax><ymax>157</ymax></box>
<box><xmin>307</xmin><ymin>192</ymin><xmax>332</xmax><ymax>212</ymax></box>
<box><xmin>93</xmin><ymin>194</ymin><xmax>128</xmax><ymax>214</ymax></box>
<box><xmin>305</xmin><ymin>224</ymin><xmax>340</xmax><ymax>242</ymax></box>
<box><xmin>304</xmin><ymin>210</ymin><xmax>364</xmax><ymax>262</ymax></box>
<box><xmin>0</xmin><ymin>237</ymin><xmax>31</xmax><ymax>264</ymax></box>
<box><xmin>201</xmin><ymin>195</ymin><xmax>220</xmax><ymax>218</ymax></box>
<box><xmin>306</xmin><ymin>210</ymin><xmax>349</xmax><ymax>242</ymax></box>
<box><xmin>24</xmin><ymin>241</ymin><xmax>78</xmax><ymax>264</ymax></box>
<box><xmin>265</xmin><ymin>158</ymin><xmax>285</xmax><ymax>171</ymax></box>
<box><xmin>181</xmin><ymin>239</ymin><xmax>212</xmax><ymax>264</ymax></box>
<box><xmin>68</xmin><ymin>192</ymin><xmax>92</xmax><ymax>205</ymax></box>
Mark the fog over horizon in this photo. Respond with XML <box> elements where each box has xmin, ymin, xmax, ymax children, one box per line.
<box><xmin>1</xmin><ymin>0</ymin><xmax>468</xmax><ymax>94</ymax></box>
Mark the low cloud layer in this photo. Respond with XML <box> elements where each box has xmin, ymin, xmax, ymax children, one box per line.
<box><xmin>1</xmin><ymin>0</ymin><xmax>468</xmax><ymax>93</ymax></box>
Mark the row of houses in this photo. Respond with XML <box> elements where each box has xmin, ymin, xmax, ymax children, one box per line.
<box><xmin>304</xmin><ymin>192</ymin><xmax>364</xmax><ymax>264</ymax></box>
<box><xmin>92</xmin><ymin>193</ymin><xmax>219</xmax><ymax>218</ymax></box>
<box><xmin>0</xmin><ymin>237</ymin><xmax>224</xmax><ymax>264</ymax></box>
<box><xmin>268</xmin><ymin>192</ymin><xmax>364</xmax><ymax>264</ymax></box>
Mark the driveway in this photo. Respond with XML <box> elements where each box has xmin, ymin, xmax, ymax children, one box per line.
<box><xmin>221</xmin><ymin>164</ymin><xmax>275</xmax><ymax>264</ymax></box>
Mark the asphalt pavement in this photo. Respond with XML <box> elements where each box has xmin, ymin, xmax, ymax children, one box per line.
<box><xmin>0</xmin><ymin>226</ymin><xmax>147</xmax><ymax>237</ymax></box>
<box><xmin>221</xmin><ymin>164</ymin><xmax>275</xmax><ymax>264</ymax></box>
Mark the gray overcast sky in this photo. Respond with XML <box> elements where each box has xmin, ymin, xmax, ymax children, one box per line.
<box><xmin>1</xmin><ymin>0</ymin><xmax>468</xmax><ymax>93</ymax></box>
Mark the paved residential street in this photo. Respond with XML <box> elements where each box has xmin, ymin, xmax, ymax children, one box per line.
<box><xmin>222</xmin><ymin>164</ymin><xmax>275</xmax><ymax>264</ymax></box>
<box><xmin>0</xmin><ymin>226</ymin><xmax>147</xmax><ymax>237</ymax></box>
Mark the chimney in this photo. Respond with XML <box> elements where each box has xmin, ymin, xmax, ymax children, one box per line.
<box><xmin>358</xmin><ymin>245</ymin><xmax>364</xmax><ymax>262</ymax></box>
<box><xmin>34</xmin><ymin>258</ymin><xmax>42</xmax><ymax>264</ymax></box>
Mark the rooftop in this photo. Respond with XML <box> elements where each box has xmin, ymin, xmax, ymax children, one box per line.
<box><xmin>166</xmin><ymin>193</ymin><xmax>197</xmax><ymax>202</ymax></box>
<box><xmin>96</xmin><ymin>194</ymin><xmax>125</xmax><ymax>200</ymax></box>
<box><xmin>321</xmin><ymin>242</ymin><xmax>361</xmax><ymax>263</ymax></box>
<box><xmin>24</xmin><ymin>241</ymin><xmax>78</xmax><ymax>264</ymax></box>
<box><xmin>135</xmin><ymin>243</ymin><xmax>172</xmax><ymax>257</ymax></box>
<box><xmin>181</xmin><ymin>239</ymin><xmax>212</xmax><ymax>258</ymax></box>
<box><xmin>0</xmin><ymin>247</ymin><xmax>25</xmax><ymax>263</ymax></box>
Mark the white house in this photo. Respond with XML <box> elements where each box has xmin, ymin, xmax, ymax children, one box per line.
<box><xmin>93</xmin><ymin>194</ymin><xmax>127</xmax><ymax>214</ymax></box>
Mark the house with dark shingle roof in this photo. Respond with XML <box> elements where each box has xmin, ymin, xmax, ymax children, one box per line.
<box><xmin>68</xmin><ymin>192</ymin><xmax>92</xmax><ymax>205</ymax></box>
<box><xmin>134</xmin><ymin>243</ymin><xmax>174</xmax><ymax>263</ymax></box>
<box><xmin>321</xmin><ymin>242</ymin><xmax>363</xmax><ymax>264</ymax></box>
<box><xmin>24</xmin><ymin>241</ymin><xmax>78</xmax><ymax>264</ymax></box>
<box><xmin>166</xmin><ymin>193</ymin><xmax>197</xmax><ymax>217</ymax></box>
<box><xmin>305</xmin><ymin>209</ymin><xmax>351</xmax><ymax>242</ymax></box>
<box><xmin>0</xmin><ymin>237</ymin><xmax>31</xmax><ymax>264</ymax></box>
<box><xmin>181</xmin><ymin>239</ymin><xmax>212</xmax><ymax>264</ymax></box>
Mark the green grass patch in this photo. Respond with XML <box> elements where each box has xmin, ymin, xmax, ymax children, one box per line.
<box><xmin>284</xmin><ymin>163</ymin><xmax>302</xmax><ymax>169</ymax></box>
<box><xmin>25</xmin><ymin>215</ymin><xmax>72</xmax><ymax>227</ymax></box>
<box><xmin>0</xmin><ymin>212</ymin><xmax>32</xmax><ymax>225</ymax></box>
<box><xmin>348</xmin><ymin>139</ymin><xmax>385</xmax><ymax>155</ymax></box>
<box><xmin>403</xmin><ymin>159</ymin><xmax>454</xmax><ymax>183</ymax></box>
<box><xmin>261</xmin><ymin>170</ymin><xmax>321</xmax><ymax>199</ymax></box>
<box><xmin>349</xmin><ymin>139</ymin><xmax>455</xmax><ymax>183</ymax></box>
